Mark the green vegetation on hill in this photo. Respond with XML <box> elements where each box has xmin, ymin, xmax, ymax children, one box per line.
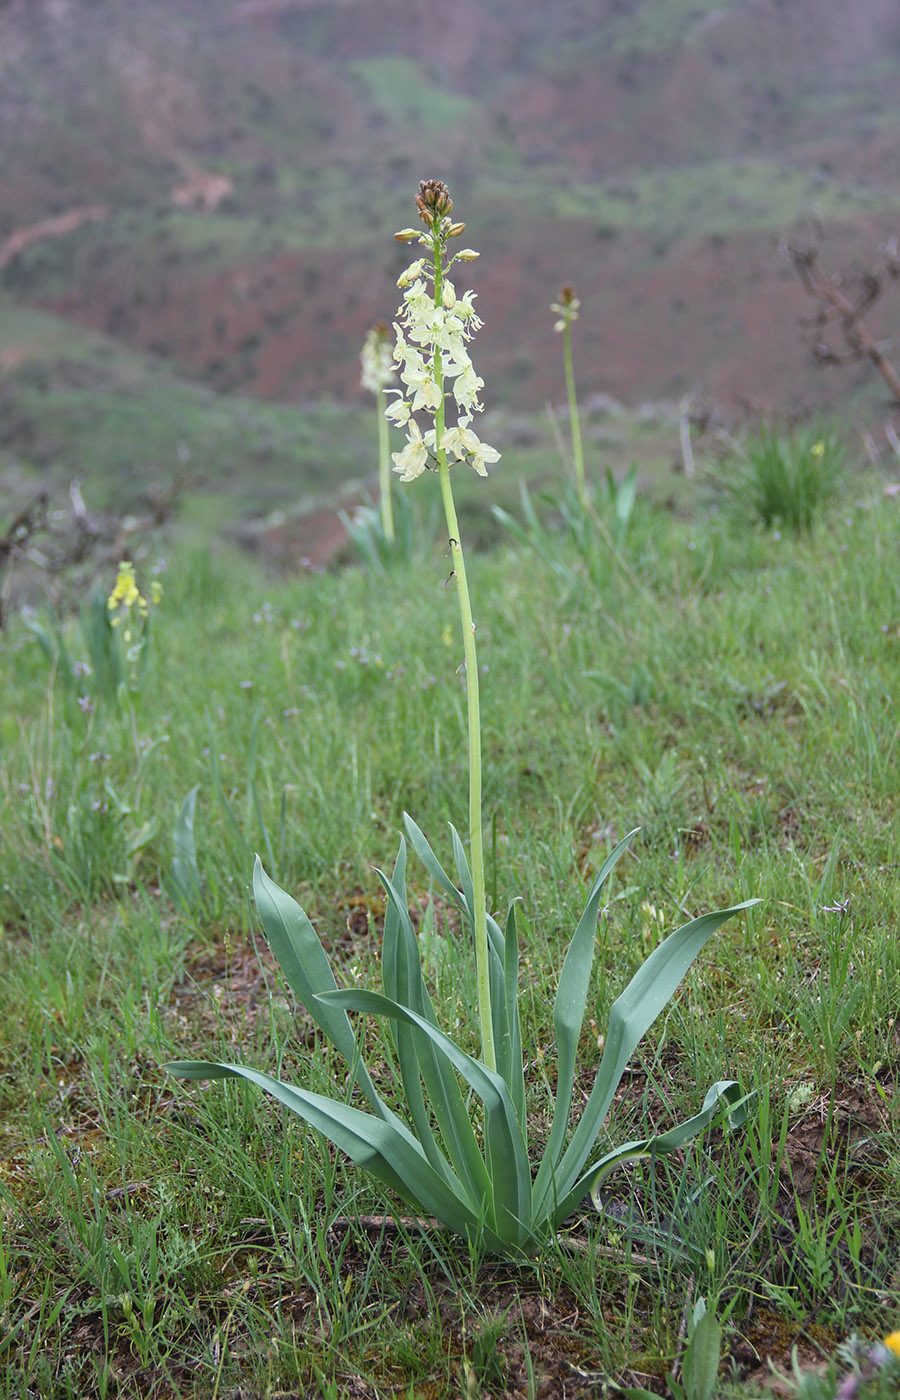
<box><xmin>0</xmin><ymin>297</ymin><xmax>373</xmax><ymax>517</ymax></box>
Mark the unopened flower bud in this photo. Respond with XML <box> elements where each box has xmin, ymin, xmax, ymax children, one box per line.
<box><xmin>442</xmin><ymin>280</ymin><xmax>457</xmax><ymax>309</ymax></box>
<box><xmin>455</xmin><ymin>248</ymin><xmax>480</xmax><ymax>262</ymax></box>
<box><xmin>447</xmin><ymin>221</ymin><xmax>466</xmax><ymax>237</ymax></box>
<box><xmin>397</xmin><ymin>258</ymin><xmax>425</xmax><ymax>288</ymax></box>
<box><xmin>394</xmin><ymin>228</ymin><xmax>420</xmax><ymax>243</ymax></box>
<box><xmin>414</xmin><ymin>179</ymin><xmax>453</xmax><ymax>224</ymax></box>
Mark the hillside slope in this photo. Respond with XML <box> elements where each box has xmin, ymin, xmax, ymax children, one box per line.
<box><xmin>1</xmin><ymin>0</ymin><xmax>899</xmax><ymax>420</ymax></box>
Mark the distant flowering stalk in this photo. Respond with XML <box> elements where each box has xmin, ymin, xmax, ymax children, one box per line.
<box><xmin>551</xmin><ymin>285</ymin><xmax>587</xmax><ymax>509</ymax></box>
<box><xmin>360</xmin><ymin>324</ymin><xmax>397</xmax><ymax>543</ymax></box>
<box><xmin>107</xmin><ymin>560</ymin><xmax>161</xmax><ymax>641</ymax></box>
<box><xmin>106</xmin><ymin>559</ymin><xmax>162</xmax><ymax>689</ymax></box>
<box><xmin>390</xmin><ymin>179</ymin><xmax>501</xmax><ymax>1070</ymax></box>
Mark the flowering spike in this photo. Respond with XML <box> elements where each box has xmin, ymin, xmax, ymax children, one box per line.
<box><xmin>359</xmin><ymin>324</ymin><xmax>395</xmax><ymax>394</ymax></box>
<box><xmin>550</xmin><ymin>284</ymin><xmax>581</xmax><ymax>331</ymax></box>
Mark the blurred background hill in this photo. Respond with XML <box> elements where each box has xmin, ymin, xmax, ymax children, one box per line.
<box><xmin>2</xmin><ymin>0</ymin><xmax>900</xmax><ymax>518</ymax></box>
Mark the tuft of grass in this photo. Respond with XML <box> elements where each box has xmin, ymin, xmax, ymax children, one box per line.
<box><xmin>715</xmin><ymin>422</ymin><xmax>848</xmax><ymax>535</ymax></box>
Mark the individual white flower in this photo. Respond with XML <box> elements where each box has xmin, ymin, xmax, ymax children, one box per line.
<box><xmin>468</xmin><ymin>435</ymin><xmax>500</xmax><ymax>478</ymax></box>
<box><xmin>384</xmin><ymin>394</ymin><xmax>412</xmax><ymax>426</ymax></box>
<box><xmin>441</xmin><ymin>425</ymin><xmax>479</xmax><ymax>460</ymax></box>
<box><xmin>453</xmin><ymin>362</ymin><xmax>484</xmax><ymax>414</ymax></box>
<box><xmin>456</xmin><ymin>291</ymin><xmax>483</xmax><ymax>332</ymax></box>
<box><xmin>392</xmin><ymin>420</ymin><xmax>431</xmax><ymax>481</ymax></box>
<box><xmin>440</xmin><ymin>425</ymin><xmax>498</xmax><ymax>477</ymax></box>
<box><xmin>397</xmin><ymin>349</ymin><xmax>442</xmax><ymax>411</ymax></box>
<box><xmin>442</xmin><ymin>280</ymin><xmax>457</xmax><ymax>309</ymax></box>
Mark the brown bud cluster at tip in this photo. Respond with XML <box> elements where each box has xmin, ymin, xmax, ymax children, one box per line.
<box><xmin>415</xmin><ymin>179</ymin><xmax>453</xmax><ymax>225</ymax></box>
<box><xmin>551</xmin><ymin>284</ymin><xmax>581</xmax><ymax>330</ymax></box>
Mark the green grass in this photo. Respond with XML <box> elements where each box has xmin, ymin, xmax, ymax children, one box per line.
<box><xmin>548</xmin><ymin>158</ymin><xmax>900</xmax><ymax>238</ymax></box>
<box><xmin>1</xmin><ymin>463</ymin><xmax>899</xmax><ymax>1396</ymax></box>
<box><xmin>0</xmin><ymin>298</ymin><xmax>373</xmax><ymax>515</ymax></box>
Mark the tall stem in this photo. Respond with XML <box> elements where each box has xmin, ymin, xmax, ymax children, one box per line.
<box><xmin>563</xmin><ymin>320</ymin><xmax>587</xmax><ymax>509</ymax></box>
<box><xmin>377</xmin><ymin>389</ymin><xmax>395</xmax><ymax>542</ymax></box>
<box><xmin>430</xmin><ymin>222</ymin><xmax>496</xmax><ymax>1073</ymax></box>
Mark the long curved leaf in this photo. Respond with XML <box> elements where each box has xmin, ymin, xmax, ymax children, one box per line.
<box><xmin>402</xmin><ymin>814</ymin><xmax>466</xmax><ymax>912</ymax></box>
<box><xmin>537</xmin><ymin>899</ymin><xmax>759</xmax><ymax>1212</ymax></box>
<box><xmin>320</xmin><ymin>989</ymin><xmax>531</xmax><ymax>1247</ymax></box>
<box><xmin>166</xmin><ymin>1060</ymin><xmax>478</xmax><ymax>1239</ymax></box>
<box><xmin>374</xmin><ymin>868</ymin><xmax>489</xmax><ymax>1204</ymax></box>
<box><xmin>377</xmin><ymin>848</ymin><xmax>462</xmax><ymax>1192</ymax></box>
<box><xmin>252</xmin><ymin>859</ymin><xmax>385</xmax><ymax>1116</ymax></box>
<box><xmin>498</xmin><ymin>902</ymin><xmax>526</xmax><ymax>1130</ymax></box>
<box><xmin>531</xmin><ymin>829</ymin><xmax>639</xmax><ymax>1207</ymax></box>
<box><xmin>550</xmin><ymin>1081</ymin><xmax>748</xmax><ymax>1227</ymax></box>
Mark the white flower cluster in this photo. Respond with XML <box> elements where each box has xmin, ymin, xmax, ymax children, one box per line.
<box><xmin>359</xmin><ymin>325</ymin><xmax>395</xmax><ymax>395</ymax></box>
<box><xmin>387</xmin><ymin>247</ymin><xmax>500</xmax><ymax>483</ymax></box>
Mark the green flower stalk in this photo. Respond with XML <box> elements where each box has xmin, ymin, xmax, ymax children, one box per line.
<box><xmin>360</xmin><ymin>324</ymin><xmax>396</xmax><ymax>543</ymax></box>
<box><xmin>551</xmin><ymin>285</ymin><xmax>587</xmax><ymax>508</ymax></box>
<box><xmin>389</xmin><ymin>179</ymin><xmax>500</xmax><ymax>1069</ymax></box>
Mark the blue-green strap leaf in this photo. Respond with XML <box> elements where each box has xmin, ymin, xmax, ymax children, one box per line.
<box><xmin>550</xmin><ymin>1081</ymin><xmax>749</xmax><ymax>1227</ymax></box>
<box><xmin>166</xmin><ymin>1060</ymin><xmax>477</xmax><ymax>1238</ymax></box>
<box><xmin>319</xmin><ymin>990</ymin><xmax>531</xmax><ymax>1247</ymax></box>
<box><xmin>252</xmin><ymin>859</ymin><xmax>385</xmax><ymax>1117</ymax></box>
<box><xmin>359</xmin><ymin>880</ymin><xmax>492</xmax><ymax>1208</ymax></box>
<box><xmin>538</xmin><ymin>899</ymin><xmax>759</xmax><ymax>1212</ymax></box>
<box><xmin>497</xmin><ymin>902</ymin><xmax>526</xmax><ymax>1130</ymax></box>
<box><xmin>531</xmin><ymin>829</ymin><xmax>639</xmax><ymax>1207</ymax></box>
<box><xmin>449</xmin><ymin>825</ymin><xmax>505</xmax><ymax>968</ymax></box>
<box><xmin>379</xmin><ymin>842</ymin><xmax>458</xmax><ymax>1189</ymax></box>
<box><xmin>402</xmin><ymin>814</ymin><xmax>466</xmax><ymax>912</ymax></box>
<box><xmin>377</xmin><ymin>853</ymin><xmax>460</xmax><ymax>1191</ymax></box>
<box><xmin>449</xmin><ymin>824</ymin><xmax>476</xmax><ymax>924</ymax></box>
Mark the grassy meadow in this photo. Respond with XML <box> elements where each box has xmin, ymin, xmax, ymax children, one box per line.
<box><xmin>1</xmin><ymin>444</ymin><xmax>899</xmax><ymax>1398</ymax></box>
